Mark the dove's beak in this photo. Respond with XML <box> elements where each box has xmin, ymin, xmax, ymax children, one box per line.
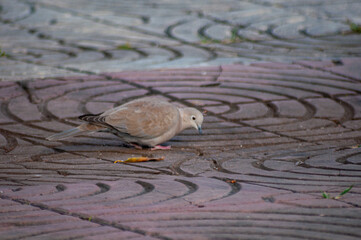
<box><xmin>198</xmin><ymin>125</ymin><xmax>202</xmax><ymax>134</ymax></box>
<box><xmin>192</xmin><ymin>122</ymin><xmax>202</xmax><ymax>134</ymax></box>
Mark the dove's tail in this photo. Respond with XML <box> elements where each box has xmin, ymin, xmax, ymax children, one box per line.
<box><xmin>46</xmin><ymin>127</ymin><xmax>85</xmax><ymax>141</ymax></box>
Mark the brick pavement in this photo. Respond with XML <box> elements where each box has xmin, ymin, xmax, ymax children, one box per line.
<box><xmin>0</xmin><ymin>59</ymin><xmax>361</xmax><ymax>239</ymax></box>
<box><xmin>1</xmin><ymin>0</ymin><xmax>361</xmax><ymax>239</ymax></box>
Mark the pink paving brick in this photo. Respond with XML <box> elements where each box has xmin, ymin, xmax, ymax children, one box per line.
<box><xmin>0</xmin><ymin>58</ymin><xmax>361</xmax><ymax>240</ymax></box>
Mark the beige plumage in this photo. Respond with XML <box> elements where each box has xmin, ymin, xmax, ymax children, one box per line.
<box><xmin>46</xmin><ymin>97</ymin><xmax>204</xmax><ymax>150</ymax></box>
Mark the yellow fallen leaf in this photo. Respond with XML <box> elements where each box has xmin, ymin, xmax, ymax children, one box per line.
<box><xmin>114</xmin><ymin>156</ymin><xmax>164</xmax><ymax>163</ymax></box>
<box><xmin>226</xmin><ymin>179</ymin><xmax>237</xmax><ymax>184</ymax></box>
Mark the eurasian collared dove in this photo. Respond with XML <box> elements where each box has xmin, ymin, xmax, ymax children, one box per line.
<box><xmin>46</xmin><ymin>97</ymin><xmax>203</xmax><ymax>150</ymax></box>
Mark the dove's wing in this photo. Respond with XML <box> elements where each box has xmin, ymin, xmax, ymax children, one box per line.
<box><xmin>80</xmin><ymin>98</ymin><xmax>180</xmax><ymax>139</ymax></box>
<box><xmin>106</xmin><ymin>99</ymin><xmax>180</xmax><ymax>139</ymax></box>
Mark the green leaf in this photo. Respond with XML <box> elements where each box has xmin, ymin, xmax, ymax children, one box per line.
<box><xmin>199</xmin><ymin>36</ymin><xmax>221</xmax><ymax>44</ymax></box>
<box><xmin>322</xmin><ymin>192</ymin><xmax>330</xmax><ymax>199</ymax></box>
<box><xmin>350</xmin><ymin>23</ymin><xmax>361</xmax><ymax>34</ymax></box>
<box><xmin>116</xmin><ymin>43</ymin><xmax>132</xmax><ymax>50</ymax></box>
<box><xmin>0</xmin><ymin>48</ymin><xmax>6</xmax><ymax>57</ymax></box>
<box><xmin>346</xmin><ymin>19</ymin><xmax>361</xmax><ymax>34</ymax></box>
<box><xmin>230</xmin><ymin>28</ymin><xmax>240</xmax><ymax>42</ymax></box>
<box><xmin>339</xmin><ymin>185</ymin><xmax>353</xmax><ymax>196</ymax></box>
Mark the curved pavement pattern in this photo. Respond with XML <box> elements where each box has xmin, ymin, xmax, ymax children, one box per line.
<box><xmin>1</xmin><ymin>59</ymin><xmax>361</xmax><ymax>239</ymax></box>
<box><xmin>0</xmin><ymin>0</ymin><xmax>361</xmax><ymax>80</ymax></box>
<box><xmin>1</xmin><ymin>0</ymin><xmax>361</xmax><ymax>240</ymax></box>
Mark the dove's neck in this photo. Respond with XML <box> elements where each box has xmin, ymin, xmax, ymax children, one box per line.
<box><xmin>178</xmin><ymin>108</ymin><xmax>192</xmax><ymax>132</ymax></box>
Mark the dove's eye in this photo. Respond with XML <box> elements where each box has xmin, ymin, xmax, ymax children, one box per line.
<box><xmin>191</xmin><ymin>115</ymin><xmax>196</xmax><ymax>121</ymax></box>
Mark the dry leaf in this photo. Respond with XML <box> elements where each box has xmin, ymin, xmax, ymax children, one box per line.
<box><xmin>226</xmin><ymin>179</ymin><xmax>237</xmax><ymax>184</ymax></box>
<box><xmin>114</xmin><ymin>156</ymin><xmax>164</xmax><ymax>163</ymax></box>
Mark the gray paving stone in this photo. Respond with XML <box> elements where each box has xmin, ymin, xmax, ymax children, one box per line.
<box><xmin>205</xmin><ymin>24</ymin><xmax>233</xmax><ymax>41</ymax></box>
<box><xmin>2</xmin><ymin>0</ymin><xmax>360</xmax><ymax>80</ymax></box>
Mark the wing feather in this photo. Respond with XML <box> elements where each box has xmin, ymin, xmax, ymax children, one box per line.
<box><xmin>105</xmin><ymin>99</ymin><xmax>179</xmax><ymax>139</ymax></box>
<box><xmin>80</xmin><ymin>97</ymin><xmax>180</xmax><ymax>139</ymax></box>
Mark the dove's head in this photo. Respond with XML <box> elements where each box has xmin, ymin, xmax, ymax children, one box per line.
<box><xmin>180</xmin><ymin>108</ymin><xmax>204</xmax><ymax>134</ymax></box>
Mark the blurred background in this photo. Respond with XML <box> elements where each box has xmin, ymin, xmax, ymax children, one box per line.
<box><xmin>1</xmin><ymin>0</ymin><xmax>361</xmax><ymax>80</ymax></box>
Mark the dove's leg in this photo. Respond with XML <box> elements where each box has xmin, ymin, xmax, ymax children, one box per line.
<box><xmin>151</xmin><ymin>145</ymin><xmax>171</xmax><ymax>151</ymax></box>
<box><xmin>129</xmin><ymin>143</ymin><xmax>143</xmax><ymax>149</ymax></box>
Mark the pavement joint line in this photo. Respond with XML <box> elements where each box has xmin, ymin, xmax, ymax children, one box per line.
<box><xmin>249</xmin><ymin>210</ymin><xmax>361</xmax><ymax>223</ymax></box>
<box><xmin>0</xmin><ymin>193</ymin><xmax>173</xmax><ymax>240</ymax></box>
<box><xmin>297</xmin><ymin>62</ymin><xmax>361</xmax><ymax>83</ymax></box>
<box><xmin>209</xmin><ymin>177</ymin><xmax>242</xmax><ymax>200</ymax></box>
<box><xmin>16</xmin><ymin>81</ymin><xmax>42</xmax><ymax>105</ymax></box>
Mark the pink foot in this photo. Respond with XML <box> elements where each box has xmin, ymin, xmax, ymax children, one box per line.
<box><xmin>151</xmin><ymin>145</ymin><xmax>171</xmax><ymax>151</ymax></box>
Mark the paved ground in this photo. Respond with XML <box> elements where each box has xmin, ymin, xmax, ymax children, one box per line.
<box><xmin>1</xmin><ymin>0</ymin><xmax>361</xmax><ymax>240</ymax></box>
